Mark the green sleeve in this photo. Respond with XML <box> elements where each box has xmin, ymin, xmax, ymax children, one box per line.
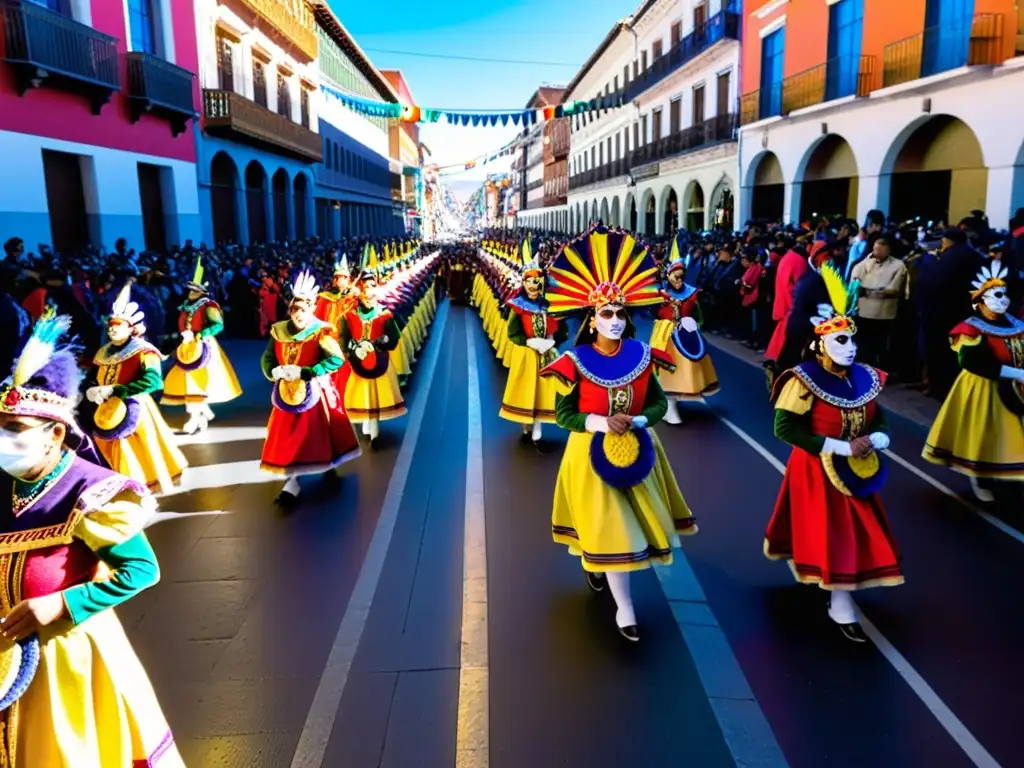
<box><xmin>774</xmin><ymin>408</ymin><xmax>826</xmax><ymax>454</ymax></box>
<box><xmin>554</xmin><ymin>385</ymin><xmax>589</xmax><ymax>433</ymax></box>
<box><xmin>111</xmin><ymin>360</ymin><xmax>163</xmax><ymax>398</ymax></box>
<box><xmin>301</xmin><ymin>337</ymin><xmax>343</xmax><ymax>379</ymax></box>
<box><xmin>62</xmin><ymin>532</ymin><xmax>160</xmax><ymax>625</ymax></box>
<box><xmin>641</xmin><ymin>374</ymin><xmax>668</xmax><ymax>426</ymax></box>
<box><xmin>506</xmin><ymin>312</ymin><xmax>527</xmax><ymax>345</ymax></box>
<box><xmin>957</xmin><ymin>341</ymin><xmax>1002</xmax><ymax>379</ymax></box>
<box><xmin>199</xmin><ymin>307</ymin><xmax>224</xmax><ymax>339</ymax></box>
<box><xmin>374</xmin><ymin>316</ymin><xmax>402</xmax><ymax>352</ymax></box>
<box><xmin>260</xmin><ymin>338</ymin><xmax>277</xmax><ymax>381</ymax></box>
<box><xmin>553</xmin><ymin>317</ymin><xmax>570</xmax><ymax>344</ymax></box>
<box><xmin>339</xmin><ymin>316</ymin><xmax>356</xmax><ymax>362</ymax></box>
<box><xmin>867</xmin><ymin>404</ymin><xmax>890</xmax><ymax>436</ymax></box>
<box><xmin>692</xmin><ymin>301</ymin><xmax>705</xmax><ymax>327</ymax></box>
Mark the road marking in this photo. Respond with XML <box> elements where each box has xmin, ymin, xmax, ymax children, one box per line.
<box><xmin>155</xmin><ymin>459</ymin><xmax>270</xmax><ymax>497</ymax></box>
<box><xmin>456</xmin><ymin>319</ymin><xmax>488</xmax><ymax>768</ymax></box>
<box><xmin>714</xmin><ymin>412</ymin><xmax>1002</xmax><ymax>768</ymax></box>
<box><xmin>289</xmin><ymin>299</ymin><xmax>450</xmax><ymax>768</ymax></box>
<box><xmin>176</xmin><ymin>425</ymin><xmax>268</xmax><ymax>446</ymax></box>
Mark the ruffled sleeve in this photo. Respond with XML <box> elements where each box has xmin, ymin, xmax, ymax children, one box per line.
<box><xmin>540</xmin><ymin>352</ymin><xmax>577</xmax><ymax>395</ymax></box>
<box><xmin>949</xmin><ymin>321</ymin><xmax>983</xmax><ymax>353</ymax></box>
<box><xmin>773</xmin><ymin>374</ymin><xmax>814</xmax><ymax>416</ymax></box>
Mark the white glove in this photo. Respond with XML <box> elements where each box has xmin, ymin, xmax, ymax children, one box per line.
<box><xmin>1000</xmin><ymin>365</ymin><xmax>1024</xmax><ymax>382</ymax></box>
<box><xmin>535</xmin><ymin>338</ymin><xmax>556</xmax><ymax>354</ymax></box>
<box><xmin>271</xmin><ymin>366</ymin><xmax>287</xmax><ymax>380</ymax></box>
<box><xmin>678</xmin><ymin>316</ymin><xmax>699</xmax><ymax>333</ymax></box>
<box><xmin>281</xmin><ymin>365</ymin><xmax>303</xmax><ymax>381</ymax></box>
<box><xmin>632</xmin><ymin>415</ymin><xmax>648</xmax><ymax>429</ymax></box>
<box><xmin>821</xmin><ymin>437</ymin><xmax>853</xmax><ymax>456</ymax></box>
<box><xmin>354</xmin><ymin>342</ymin><xmax>370</xmax><ymax>361</ymax></box>
<box><xmin>87</xmin><ymin>385</ymin><xmax>113</xmax><ymax>404</ymax></box>
<box><xmin>868</xmin><ymin>432</ymin><xmax>890</xmax><ymax>451</ymax></box>
<box><xmin>180</xmin><ymin>330</ymin><xmax>195</xmax><ymax>344</ymax></box>
<box><xmin>585</xmin><ymin>414</ymin><xmax>610</xmax><ymax>433</ymax></box>
<box><xmin>525</xmin><ymin>338</ymin><xmax>546</xmax><ymax>352</ymax></box>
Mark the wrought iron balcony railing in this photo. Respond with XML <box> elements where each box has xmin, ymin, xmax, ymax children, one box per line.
<box><xmin>629</xmin><ymin>114</ymin><xmax>737</xmax><ymax>168</ymax></box>
<box><xmin>739</xmin><ymin>56</ymin><xmax>877</xmax><ymax>126</ymax></box>
<box><xmin>2</xmin><ymin>0</ymin><xmax>119</xmax><ymax>113</ymax></box>
<box><xmin>883</xmin><ymin>14</ymin><xmax>1005</xmax><ymax>88</ymax></box>
<box><xmin>203</xmin><ymin>89</ymin><xmax>322</xmax><ymax>162</ymax></box>
<box><xmin>126</xmin><ymin>52</ymin><xmax>196</xmax><ymax>136</ymax></box>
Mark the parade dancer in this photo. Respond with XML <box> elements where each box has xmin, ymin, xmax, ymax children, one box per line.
<box><xmin>315</xmin><ymin>254</ymin><xmax>357</xmax><ymax>337</ymax></box>
<box><xmin>540</xmin><ymin>227</ymin><xmax>697</xmax><ymax>642</ymax></box>
<box><xmin>649</xmin><ymin>237</ymin><xmax>719</xmax><ymax>424</ymax></box>
<box><xmin>499</xmin><ymin>238</ymin><xmax>568</xmax><ymax>450</ymax></box>
<box><xmin>0</xmin><ymin>312</ymin><xmax>184</xmax><ymax>766</ymax></box>
<box><xmin>87</xmin><ymin>285</ymin><xmax>188</xmax><ymax>494</ymax></box>
<box><xmin>923</xmin><ymin>262</ymin><xmax>1024</xmax><ymax>501</ymax></box>
<box><xmin>161</xmin><ymin>257</ymin><xmax>242</xmax><ymax>433</ymax></box>
<box><xmin>260</xmin><ymin>271</ymin><xmax>361</xmax><ymax>506</ymax></box>
<box><xmin>765</xmin><ymin>264</ymin><xmax>902</xmax><ymax>643</ymax></box>
<box><xmin>340</xmin><ymin>261</ymin><xmax>406</xmax><ymax>450</ymax></box>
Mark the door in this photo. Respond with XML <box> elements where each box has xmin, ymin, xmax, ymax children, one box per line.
<box><xmin>759</xmin><ymin>28</ymin><xmax>785</xmax><ymax>119</ymax></box>
<box><xmin>670</xmin><ymin>97</ymin><xmax>681</xmax><ymax>134</ymax></box>
<box><xmin>652</xmin><ymin>109</ymin><xmax>663</xmax><ymax>144</ymax></box>
<box><xmin>717</xmin><ymin>71</ymin><xmax>731</xmax><ymax>116</ymax></box>
<box><xmin>42</xmin><ymin>150</ymin><xmax>89</xmax><ymax>254</ymax></box>
<box><xmin>692</xmin><ymin>84</ymin><xmax>705</xmax><ymax>125</ymax></box>
<box><xmin>826</xmin><ymin>0</ymin><xmax>864</xmax><ymax>100</ymax></box>
<box><xmin>923</xmin><ymin>0</ymin><xmax>974</xmax><ymax>76</ymax></box>
<box><xmin>137</xmin><ymin>163</ymin><xmax>166</xmax><ymax>252</ymax></box>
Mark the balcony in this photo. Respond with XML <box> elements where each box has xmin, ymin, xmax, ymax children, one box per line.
<box><xmin>126</xmin><ymin>53</ymin><xmax>195</xmax><ymax>136</ymax></box>
<box><xmin>2</xmin><ymin>0</ymin><xmax>119</xmax><ymax>114</ymax></box>
<box><xmin>883</xmin><ymin>14</ymin><xmax>1005</xmax><ymax>88</ymax></box>
<box><xmin>624</xmin><ymin>10</ymin><xmax>741</xmax><ymax>102</ymax></box>
<box><xmin>203</xmin><ymin>89</ymin><xmax>322</xmax><ymax>162</ymax></box>
<box><xmin>239</xmin><ymin>0</ymin><xmax>317</xmax><ymax>61</ymax></box>
<box><xmin>629</xmin><ymin>114</ymin><xmax>737</xmax><ymax>169</ymax></box>
<box><xmin>740</xmin><ymin>56</ymin><xmax>877</xmax><ymax>126</ymax></box>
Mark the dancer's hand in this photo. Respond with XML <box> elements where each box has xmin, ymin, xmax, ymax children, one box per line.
<box><xmin>271</xmin><ymin>366</ymin><xmax>286</xmax><ymax>380</ymax></box>
<box><xmin>1</xmin><ymin>594</ymin><xmax>66</xmax><ymax>641</ymax></box>
<box><xmin>678</xmin><ymin>316</ymin><xmax>698</xmax><ymax>333</ymax></box>
<box><xmin>607</xmin><ymin>413</ymin><xmax>633</xmax><ymax>435</ymax></box>
<box><xmin>850</xmin><ymin>436</ymin><xmax>874</xmax><ymax>458</ymax></box>
<box><xmin>180</xmin><ymin>330</ymin><xmax>195</xmax><ymax>344</ymax></box>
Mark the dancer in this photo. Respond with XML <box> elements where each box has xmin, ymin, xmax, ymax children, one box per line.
<box><xmin>649</xmin><ymin>237</ymin><xmax>719</xmax><ymax>424</ymax></box>
<box><xmin>88</xmin><ymin>284</ymin><xmax>188</xmax><ymax>494</ymax></box>
<box><xmin>765</xmin><ymin>264</ymin><xmax>902</xmax><ymax>642</ymax></box>
<box><xmin>923</xmin><ymin>262</ymin><xmax>1024</xmax><ymax>501</ymax></box>
<box><xmin>161</xmin><ymin>257</ymin><xmax>242</xmax><ymax>433</ymax></box>
<box><xmin>540</xmin><ymin>227</ymin><xmax>697</xmax><ymax>642</ymax></box>
<box><xmin>260</xmin><ymin>271</ymin><xmax>361</xmax><ymax>506</ymax></box>
<box><xmin>0</xmin><ymin>312</ymin><xmax>183</xmax><ymax>766</ymax></box>
<box><xmin>340</xmin><ymin>260</ymin><xmax>406</xmax><ymax>450</ymax></box>
<box><xmin>499</xmin><ymin>238</ymin><xmax>568</xmax><ymax>450</ymax></box>
<box><xmin>315</xmin><ymin>254</ymin><xmax>356</xmax><ymax>337</ymax></box>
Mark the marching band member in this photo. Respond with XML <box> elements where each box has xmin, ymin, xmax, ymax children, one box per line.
<box><xmin>87</xmin><ymin>285</ymin><xmax>187</xmax><ymax>494</ymax></box>
<box><xmin>161</xmin><ymin>258</ymin><xmax>242</xmax><ymax>434</ymax></box>
<box><xmin>765</xmin><ymin>264</ymin><xmax>902</xmax><ymax>642</ymax></box>
<box><xmin>540</xmin><ymin>226</ymin><xmax>697</xmax><ymax>642</ymax></box>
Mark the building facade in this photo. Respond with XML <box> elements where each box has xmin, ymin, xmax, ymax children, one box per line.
<box><xmin>516</xmin><ymin>86</ymin><xmax>569</xmax><ymax>232</ymax></box>
<box><xmin>0</xmin><ymin>0</ymin><xmax>200</xmax><ymax>254</ymax></box>
<box><xmin>313</xmin><ymin>3</ymin><xmax>403</xmax><ymax>239</ymax></box>
<box><xmin>565</xmin><ymin>0</ymin><xmax>741</xmax><ymax>237</ymax></box>
<box><xmin>194</xmin><ymin>0</ymin><xmax>322</xmax><ymax>246</ymax></box>
<box><xmin>382</xmin><ymin>70</ymin><xmax>422</xmax><ymax>235</ymax></box>
<box><xmin>739</xmin><ymin>0</ymin><xmax>1024</xmax><ymax>229</ymax></box>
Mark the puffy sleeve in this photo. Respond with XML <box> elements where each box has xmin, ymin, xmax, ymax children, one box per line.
<box><xmin>651</xmin><ymin>346</ymin><xmax>677</xmax><ymax>374</ymax></box>
<box><xmin>540</xmin><ymin>352</ymin><xmax>578</xmax><ymax>395</ymax></box>
<box><xmin>111</xmin><ymin>349</ymin><xmax>164</xmax><ymax>398</ymax></box>
<box><xmin>771</xmin><ymin>375</ymin><xmax>824</xmax><ymax>454</ymax></box>
<box><xmin>301</xmin><ymin>332</ymin><xmax>343</xmax><ymax>379</ymax></box>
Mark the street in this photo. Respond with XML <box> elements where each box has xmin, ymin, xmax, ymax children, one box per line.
<box><xmin>125</xmin><ymin>300</ymin><xmax>1023</xmax><ymax>768</ymax></box>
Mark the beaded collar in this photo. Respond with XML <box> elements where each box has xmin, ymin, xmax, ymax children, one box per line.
<box><xmin>12</xmin><ymin>450</ymin><xmax>73</xmax><ymax>517</ymax></box>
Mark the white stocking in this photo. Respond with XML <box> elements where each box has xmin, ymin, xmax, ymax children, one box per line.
<box><xmin>368</xmin><ymin>419</ymin><xmax>380</xmax><ymax>440</ymax></box>
<box><xmin>361</xmin><ymin>420</ymin><xmax>371</xmax><ymax>435</ymax></box>
<box><xmin>282</xmin><ymin>476</ymin><xmax>300</xmax><ymax>496</ymax></box>
<box><xmin>664</xmin><ymin>397</ymin><xmax>682</xmax><ymax>425</ymax></box>
<box><xmin>200</xmin><ymin>403</ymin><xmax>215</xmax><ymax>421</ymax></box>
<box><xmin>531</xmin><ymin>422</ymin><xmax>543</xmax><ymax>441</ymax></box>
<box><xmin>970</xmin><ymin>476</ymin><xmax>995</xmax><ymax>502</ymax></box>
<box><xmin>828</xmin><ymin>591</ymin><xmax>857</xmax><ymax>625</ymax></box>
<box><xmin>521</xmin><ymin>424</ymin><xmax>531</xmax><ymax>435</ymax></box>
<box><xmin>605</xmin><ymin>571</ymin><xmax>636</xmax><ymax>627</ymax></box>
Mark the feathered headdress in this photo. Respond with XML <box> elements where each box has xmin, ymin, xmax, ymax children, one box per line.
<box><xmin>109</xmin><ymin>283</ymin><xmax>145</xmax><ymax>327</ymax></box>
<box><xmin>810</xmin><ymin>263</ymin><xmax>859</xmax><ymax>336</ymax></box>
<box><xmin>333</xmin><ymin>255</ymin><xmax>351</xmax><ymax>277</ymax></box>
<box><xmin>185</xmin><ymin>256</ymin><xmax>207</xmax><ymax>294</ymax></box>
<box><xmin>0</xmin><ymin>309</ymin><xmax>82</xmax><ymax>425</ymax></box>
<box><xmin>359</xmin><ymin>243</ymin><xmax>378</xmax><ymax>284</ymax></box>
<box><xmin>521</xmin><ymin>237</ymin><xmax>543</xmax><ymax>277</ymax></box>
<box><xmin>665</xmin><ymin>232</ymin><xmax>687</xmax><ymax>274</ymax></box>
<box><xmin>545</xmin><ymin>226</ymin><xmax>662</xmax><ymax>314</ymax></box>
<box><xmin>290</xmin><ymin>270</ymin><xmax>319</xmax><ymax>303</ymax></box>
<box><xmin>970</xmin><ymin>263</ymin><xmax>1008</xmax><ymax>302</ymax></box>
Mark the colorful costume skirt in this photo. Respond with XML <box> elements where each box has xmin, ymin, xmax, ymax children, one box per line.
<box><xmin>94</xmin><ymin>393</ymin><xmax>188</xmax><ymax>495</ymax></box>
<box><xmin>765</xmin><ymin>447</ymin><xmax>903</xmax><ymax>590</ymax></box>
<box><xmin>161</xmin><ymin>336</ymin><xmax>242</xmax><ymax>406</ymax></box>
<box><xmin>922</xmin><ymin>370</ymin><xmax>1024</xmax><ymax>479</ymax></box>
<box><xmin>650</xmin><ymin>319</ymin><xmax>720</xmax><ymax>400</ymax></box>
<box><xmin>344</xmin><ymin>366</ymin><xmax>407</xmax><ymax>422</ymax></box>
<box><xmin>15</xmin><ymin>609</ymin><xmax>183</xmax><ymax>767</ymax></box>
<box><xmin>551</xmin><ymin>429</ymin><xmax>696</xmax><ymax>572</ymax></box>
<box><xmin>499</xmin><ymin>344</ymin><xmax>558</xmax><ymax>424</ymax></box>
<box><xmin>260</xmin><ymin>377</ymin><xmax>361</xmax><ymax>475</ymax></box>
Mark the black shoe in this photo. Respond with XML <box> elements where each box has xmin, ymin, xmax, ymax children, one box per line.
<box><xmin>618</xmin><ymin>625</ymin><xmax>640</xmax><ymax>642</ymax></box>
<box><xmin>585</xmin><ymin>571</ymin><xmax>605</xmax><ymax>592</ymax></box>
<box><xmin>369</xmin><ymin>437</ymin><xmax>379</xmax><ymax>452</ymax></box>
<box><xmin>275</xmin><ymin>490</ymin><xmax>299</xmax><ymax>509</ymax></box>
<box><xmin>838</xmin><ymin>622</ymin><xmax>868</xmax><ymax>643</ymax></box>
<box><xmin>532</xmin><ymin>439</ymin><xmax>552</xmax><ymax>454</ymax></box>
<box><xmin>519</xmin><ymin>432</ymin><xmax>532</xmax><ymax>446</ymax></box>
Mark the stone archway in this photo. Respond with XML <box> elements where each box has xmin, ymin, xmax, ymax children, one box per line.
<box><xmin>245</xmin><ymin>160</ymin><xmax>268</xmax><ymax>244</ymax></box>
<box><xmin>294</xmin><ymin>173</ymin><xmax>310</xmax><ymax>239</ymax></box>
<box><xmin>661</xmin><ymin>185</ymin><xmax>679</xmax><ymax>234</ymax></box>
<box><xmin>599</xmin><ymin>198</ymin><xmax>610</xmax><ymax>224</ymax></box>
<box><xmin>272</xmin><ymin>168</ymin><xmax>289</xmax><ymax>242</ymax></box>
<box><xmin>610</xmin><ymin>197</ymin><xmax>621</xmax><ymax>228</ymax></box>
<box><xmin>709</xmin><ymin>174</ymin><xmax>735</xmax><ymax>231</ymax></box>
<box><xmin>210</xmin><ymin>151</ymin><xmax>239</xmax><ymax>245</ymax></box>
<box><xmin>746</xmin><ymin>151</ymin><xmax>784</xmax><ymax>222</ymax></box>
<box><xmin>683</xmin><ymin>181</ymin><xmax>705</xmax><ymax>232</ymax></box>
<box><xmin>796</xmin><ymin>134</ymin><xmax>860</xmax><ymax>222</ymax></box>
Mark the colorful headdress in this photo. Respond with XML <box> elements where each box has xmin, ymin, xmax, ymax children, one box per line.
<box><xmin>810</xmin><ymin>263</ymin><xmax>859</xmax><ymax>336</ymax></box>
<box><xmin>545</xmin><ymin>226</ymin><xmax>662</xmax><ymax>314</ymax></box>
<box><xmin>333</xmin><ymin>255</ymin><xmax>351</xmax><ymax>277</ymax></box>
<box><xmin>665</xmin><ymin>233</ymin><xmax>687</xmax><ymax>274</ymax></box>
<box><xmin>970</xmin><ymin>263</ymin><xmax>1008</xmax><ymax>302</ymax></box>
<box><xmin>185</xmin><ymin>256</ymin><xmax>207</xmax><ymax>294</ymax></box>
<box><xmin>109</xmin><ymin>283</ymin><xmax>145</xmax><ymax>327</ymax></box>
<box><xmin>290</xmin><ymin>270</ymin><xmax>319</xmax><ymax>304</ymax></box>
<box><xmin>0</xmin><ymin>309</ymin><xmax>82</xmax><ymax>426</ymax></box>
<box><xmin>359</xmin><ymin>243</ymin><xmax>378</xmax><ymax>284</ymax></box>
<box><xmin>521</xmin><ymin>237</ymin><xmax>543</xmax><ymax>277</ymax></box>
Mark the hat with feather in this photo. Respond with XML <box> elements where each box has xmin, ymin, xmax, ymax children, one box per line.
<box><xmin>108</xmin><ymin>282</ymin><xmax>146</xmax><ymax>333</ymax></box>
<box><xmin>289</xmin><ymin>270</ymin><xmax>319</xmax><ymax>306</ymax></box>
<box><xmin>185</xmin><ymin>256</ymin><xmax>207</xmax><ymax>294</ymax></box>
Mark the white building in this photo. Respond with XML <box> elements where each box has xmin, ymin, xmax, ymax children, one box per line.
<box><xmin>565</xmin><ymin>0</ymin><xmax>741</xmax><ymax>236</ymax></box>
<box><xmin>516</xmin><ymin>86</ymin><xmax>570</xmax><ymax>232</ymax></box>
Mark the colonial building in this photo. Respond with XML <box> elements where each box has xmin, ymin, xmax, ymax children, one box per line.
<box><xmin>0</xmin><ymin>0</ymin><xmax>200</xmax><ymax>253</ymax></box>
<box><xmin>313</xmin><ymin>2</ymin><xmax>403</xmax><ymax>239</ymax></box>
<box><xmin>739</xmin><ymin>0</ymin><xmax>1024</xmax><ymax>229</ymax></box>
<box><xmin>194</xmin><ymin>0</ymin><xmax>322</xmax><ymax>245</ymax></box>
<box><xmin>565</xmin><ymin>0</ymin><xmax>740</xmax><ymax>236</ymax></box>
<box><xmin>382</xmin><ymin>70</ymin><xmax>422</xmax><ymax>235</ymax></box>
<box><xmin>515</xmin><ymin>85</ymin><xmax>569</xmax><ymax>233</ymax></box>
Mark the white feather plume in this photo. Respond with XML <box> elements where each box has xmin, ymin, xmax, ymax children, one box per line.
<box><xmin>291</xmin><ymin>270</ymin><xmax>319</xmax><ymax>301</ymax></box>
<box><xmin>111</xmin><ymin>283</ymin><xmax>145</xmax><ymax>326</ymax></box>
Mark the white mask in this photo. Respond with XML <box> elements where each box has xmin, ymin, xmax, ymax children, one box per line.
<box><xmin>0</xmin><ymin>423</ymin><xmax>54</xmax><ymax>479</ymax></box>
<box><xmin>982</xmin><ymin>286</ymin><xmax>1010</xmax><ymax>315</ymax></box>
<box><xmin>595</xmin><ymin>304</ymin><xmax>627</xmax><ymax>341</ymax></box>
<box><xmin>822</xmin><ymin>330</ymin><xmax>857</xmax><ymax>368</ymax></box>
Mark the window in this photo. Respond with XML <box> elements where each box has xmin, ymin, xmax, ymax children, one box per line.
<box><xmin>671</xmin><ymin>21</ymin><xmax>682</xmax><ymax>47</ymax></box>
<box><xmin>717</xmin><ymin>71</ymin><xmax>731</xmax><ymax>115</ymax></box>
<box><xmin>694</xmin><ymin>1</ymin><xmax>707</xmax><ymax>29</ymax></box>
<box><xmin>653</xmin><ymin>40</ymin><xmax>663</xmax><ymax>60</ymax></box>
<box><xmin>693</xmin><ymin>84</ymin><xmax>705</xmax><ymax>125</ymax></box>
<box><xmin>640</xmin><ymin>50</ymin><xmax>648</xmax><ymax>71</ymax></box>
<box><xmin>633</xmin><ymin>60</ymin><xmax>639</xmax><ymax>78</ymax></box>
<box><xmin>759</xmin><ymin>28</ymin><xmax>785</xmax><ymax>119</ymax></box>
<box><xmin>34</xmin><ymin>0</ymin><xmax>69</xmax><ymax>12</ymax></box>
<box><xmin>826</xmin><ymin>0</ymin><xmax>864</xmax><ymax>99</ymax></box>
<box><xmin>615</xmin><ymin>132</ymin><xmax>621</xmax><ymax>160</ymax></box>
<box><xmin>623</xmin><ymin>64</ymin><xmax>630</xmax><ymax>85</ymax></box>
<box><xmin>652</xmin><ymin>108</ymin><xmax>662</xmax><ymax>142</ymax></box>
<box><xmin>923</xmin><ymin>0</ymin><xmax>973</xmax><ymax>77</ymax></box>
<box><xmin>127</xmin><ymin>0</ymin><xmax>157</xmax><ymax>55</ymax></box>
<box><xmin>632</xmin><ymin>121</ymin><xmax>639</xmax><ymax>149</ymax></box>
<box><xmin>301</xmin><ymin>88</ymin><xmax>310</xmax><ymax>128</ymax></box>
<box><xmin>670</xmin><ymin>97</ymin><xmax>681</xmax><ymax>134</ymax></box>
<box><xmin>277</xmin><ymin>73</ymin><xmax>291</xmax><ymax>118</ymax></box>
<box><xmin>613</xmin><ymin>75</ymin><xmax>619</xmax><ymax>91</ymax></box>
<box><xmin>253</xmin><ymin>61</ymin><xmax>267</xmax><ymax>107</ymax></box>
<box><xmin>216</xmin><ymin>34</ymin><xmax>233</xmax><ymax>92</ymax></box>
<box><xmin>640</xmin><ymin>114</ymin><xmax>648</xmax><ymax>144</ymax></box>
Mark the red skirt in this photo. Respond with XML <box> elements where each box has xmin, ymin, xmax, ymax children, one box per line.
<box><xmin>261</xmin><ymin>381</ymin><xmax>361</xmax><ymax>475</ymax></box>
<box><xmin>764</xmin><ymin>314</ymin><xmax>788</xmax><ymax>361</ymax></box>
<box><xmin>333</xmin><ymin>361</ymin><xmax>352</xmax><ymax>398</ymax></box>
<box><xmin>765</xmin><ymin>448</ymin><xmax>903</xmax><ymax>590</ymax></box>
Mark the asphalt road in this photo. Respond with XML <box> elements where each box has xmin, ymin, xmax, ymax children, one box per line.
<box><xmin>123</xmin><ymin>300</ymin><xmax>1022</xmax><ymax>768</ymax></box>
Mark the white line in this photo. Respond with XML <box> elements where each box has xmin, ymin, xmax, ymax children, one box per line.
<box><xmin>714</xmin><ymin>414</ymin><xmax>1002</xmax><ymax>768</ymax></box>
<box><xmin>154</xmin><ymin>459</ymin><xmax>271</xmax><ymax>497</ymax></box>
<box><xmin>289</xmin><ymin>300</ymin><xmax>450</xmax><ymax>768</ymax></box>
<box><xmin>456</xmin><ymin>319</ymin><xmax>488</xmax><ymax>768</ymax></box>
<box><xmin>175</xmin><ymin>425</ymin><xmax>268</xmax><ymax>446</ymax></box>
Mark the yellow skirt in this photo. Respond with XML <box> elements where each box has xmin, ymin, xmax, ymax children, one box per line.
<box><xmin>552</xmin><ymin>429</ymin><xmax>697</xmax><ymax>572</ymax></box>
<box><xmin>345</xmin><ymin>365</ymin><xmax>408</xmax><ymax>422</ymax></box>
<box><xmin>499</xmin><ymin>344</ymin><xmax>559</xmax><ymax>424</ymax></box>
<box><xmin>923</xmin><ymin>370</ymin><xmax>1024</xmax><ymax>479</ymax></box>
<box><xmin>16</xmin><ymin>609</ymin><xmax>184</xmax><ymax>767</ymax></box>
<box><xmin>650</xmin><ymin>319</ymin><xmax>720</xmax><ymax>399</ymax></box>
<box><xmin>390</xmin><ymin>337</ymin><xmax>412</xmax><ymax>378</ymax></box>
<box><xmin>94</xmin><ymin>394</ymin><xmax>188</xmax><ymax>495</ymax></box>
<box><xmin>161</xmin><ymin>336</ymin><xmax>242</xmax><ymax>406</ymax></box>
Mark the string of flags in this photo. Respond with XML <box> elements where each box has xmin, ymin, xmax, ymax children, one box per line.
<box><xmin>435</xmin><ymin>135</ymin><xmax>523</xmax><ymax>175</ymax></box>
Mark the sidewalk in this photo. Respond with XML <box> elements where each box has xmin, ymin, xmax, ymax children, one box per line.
<box><xmin>704</xmin><ymin>333</ymin><xmax>941</xmax><ymax>430</ymax></box>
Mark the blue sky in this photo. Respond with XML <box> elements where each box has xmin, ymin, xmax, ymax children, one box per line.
<box><xmin>331</xmin><ymin>0</ymin><xmax>637</xmax><ymax>182</ymax></box>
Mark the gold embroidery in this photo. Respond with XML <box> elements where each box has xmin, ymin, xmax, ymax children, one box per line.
<box><xmin>609</xmin><ymin>387</ymin><xmax>633</xmax><ymax>415</ymax></box>
<box><xmin>98</xmin><ymin>362</ymin><xmax>121</xmax><ymax>386</ymax></box>
<box><xmin>0</xmin><ymin>510</ymin><xmax>82</xmax><ymax>556</ymax></box>
<box><xmin>840</xmin><ymin>407</ymin><xmax>867</xmax><ymax>439</ymax></box>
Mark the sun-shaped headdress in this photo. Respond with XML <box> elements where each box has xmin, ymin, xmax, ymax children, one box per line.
<box><xmin>520</xmin><ymin>236</ymin><xmax>543</xmax><ymax>278</ymax></box>
<box><xmin>333</xmin><ymin>254</ymin><xmax>351</xmax><ymax>277</ymax></box>
<box><xmin>970</xmin><ymin>262</ymin><xmax>1008</xmax><ymax>302</ymax></box>
<box><xmin>290</xmin><ymin>270</ymin><xmax>319</xmax><ymax>303</ymax></box>
<box><xmin>544</xmin><ymin>226</ymin><xmax>662</xmax><ymax>314</ymax></box>
<box><xmin>810</xmin><ymin>262</ymin><xmax>860</xmax><ymax>336</ymax></box>
<box><xmin>109</xmin><ymin>283</ymin><xmax>145</xmax><ymax>327</ymax></box>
